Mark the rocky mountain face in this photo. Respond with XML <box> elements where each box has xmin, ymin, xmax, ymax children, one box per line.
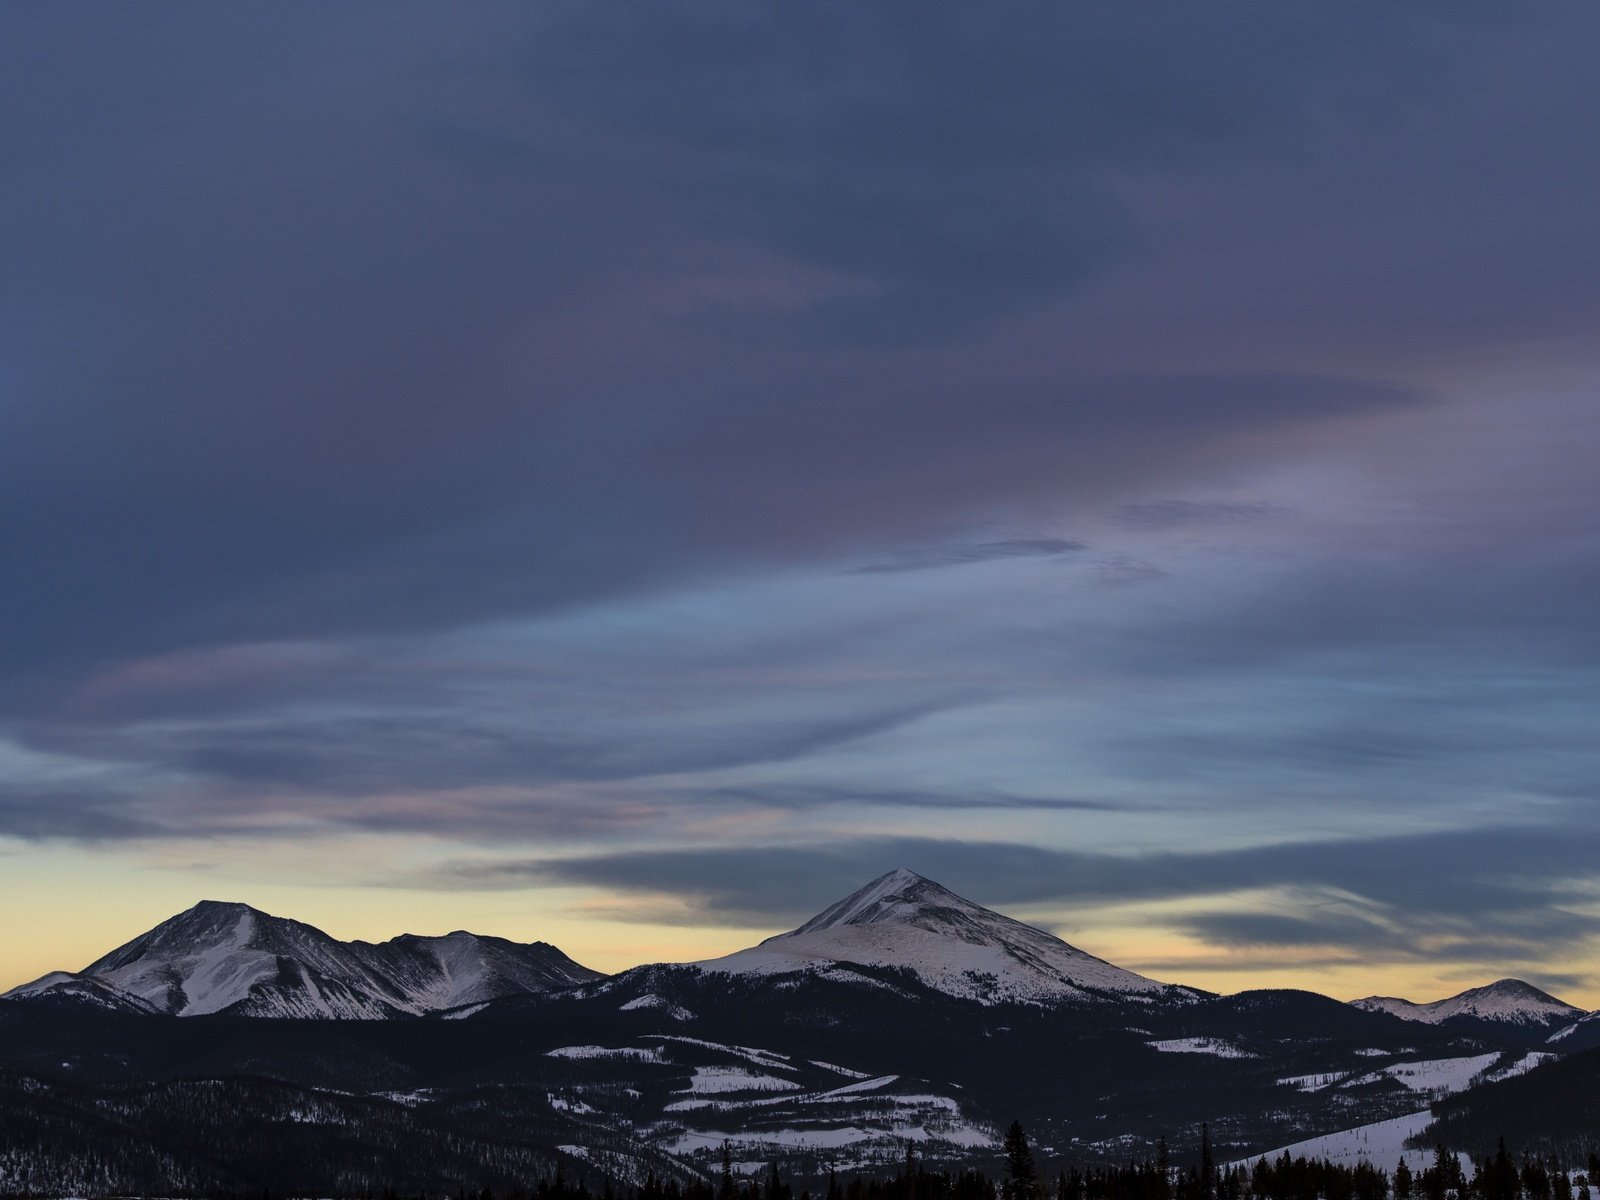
<box><xmin>686</xmin><ymin>868</ymin><xmax>1207</xmax><ymax>1006</ymax></box>
<box><xmin>4</xmin><ymin>899</ymin><xmax>602</xmax><ymax>1018</ymax></box>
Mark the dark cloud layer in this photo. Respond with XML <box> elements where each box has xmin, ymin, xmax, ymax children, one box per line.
<box><xmin>472</xmin><ymin>829</ymin><xmax>1600</xmax><ymax>975</ymax></box>
<box><xmin>847</xmin><ymin>538</ymin><xmax>1086</xmax><ymax>574</ymax></box>
<box><xmin>5</xmin><ymin>4</ymin><xmax>1589</xmax><ymax>676</ymax></box>
<box><xmin>2</xmin><ymin>3</ymin><xmax>1600</xmax><ymax>986</ymax></box>
<box><xmin>482</xmin><ymin>830</ymin><xmax>1595</xmax><ymax>923</ymax></box>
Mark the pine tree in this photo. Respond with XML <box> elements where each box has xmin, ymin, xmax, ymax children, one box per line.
<box><xmin>1395</xmin><ymin>1159</ymin><xmax>1414</xmax><ymax>1200</ymax></box>
<box><xmin>1003</xmin><ymin>1122</ymin><xmax>1038</xmax><ymax>1200</ymax></box>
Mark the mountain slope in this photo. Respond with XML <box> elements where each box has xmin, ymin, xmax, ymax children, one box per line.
<box><xmin>1418</xmin><ymin>1043</ymin><xmax>1600</xmax><ymax>1162</ymax></box>
<box><xmin>1547</xmin><ymin>1009</ymin><xmax>1600</xmax><ymax>1052</ymax></box>
<box><xmin>4</xmin><ymin>900</ymin><xmax>603</xmax><ymax>1018</ymax></box>
<box><xmin>689</xmin><ymin>868</ymin><xmax>1204</xmax><ymax>1006</ymax></box>
<box><xmin>1351</xmin><ymin>979</ymin><xmax>1584</xmax><ymax>1032</ymax></box>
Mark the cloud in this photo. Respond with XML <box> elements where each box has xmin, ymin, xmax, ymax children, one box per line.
<box><xmin>689</xmin><ymin>783</ymin><xmax>1123</xmax><ymax>814</ymax></box>
<box><xmin>1090</xmin><ymin>557</ymin><xmax>1171</xmax><ymax>587</ymax></box>
<box><xmin>0</xmin><ymin>787</ymin><xmax>165</xmax><ymax>842</ymax></box>
<box><xmin>847</xmin><ymin>538</ymin><xmax>1086</xmax><ymax>574</ymax></box>
<box><xmin>448</xmin><ymin>827</ymin><xmax>1600</xmax><ymax>965</ymax></box>
<box><xmin>2</xmin><ymin>3</ymin><xmax>1600</xmax><ymax>1006</ymax></box>
<box><xmin>1113</xmin><ymin>501</ymin><xmax>1284</xmax><ymax>530</ymax></box>
<box><xmin>0</xmin><ymin>0</ymin><xmax>1489</xmax><ymax>684</ymax></box>
<box><xmin>16</xmin><ymin>694</ymin><xmax>962</xmax><ymax>804</ymax></box>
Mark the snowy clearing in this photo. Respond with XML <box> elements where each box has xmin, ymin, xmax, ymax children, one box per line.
<box><xmin>1148</xmin><ymin>1037</ymin><xmax>1255</xmax><ymax>1058</ymax></box>
<box><xmin>676</xmin><ymin>1066</ymin><xmax>803</xmax><ymax>1095</ymax></box>
<box><xmin>545</xmin><ymin>1044</ymin><xmax>664</xmax><ymax>1062</ymax></box>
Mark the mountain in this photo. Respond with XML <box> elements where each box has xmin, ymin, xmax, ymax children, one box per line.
<box><xmin>686</xmin><ymin>867</ymin><xmax>1205</xmax><ymax>1006</ymax></box>
<box><xmin>1416</xmin><ymin>1043</ymin><xmax>1600</xmax><ymax>1163</ymax></box>
<box><xmin>0</xmin><ymin>875</ymin><xmax>1574</xmax><ymax>1185</ymax></box>
<box><xmin>1350</xmin><ymin>979</ymin><xmax>1585</xmax><ymax>1034</ymax></box>
<box><xmin>1546</xmin><ymin>1008</ymin><xmax>1600</xmax><ymax>1052</ymax></box>
<box><xmin>3</xmin><ymin>899</ymin><xmax>603</xmax><ymax>1018</ymax></box>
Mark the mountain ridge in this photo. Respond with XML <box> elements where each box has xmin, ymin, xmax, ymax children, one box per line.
<box><xmin>5</xmin><ymin>898</ymin><xmax>603</xmax><ymax>1018</ymax></box>
<box><xmin>1350</xmin><ymin>978</ymin><xmax>1584</xmax><ymax>1030</ymax></box>
<box><xmin>7</xmin><ymin>878</ymin><xmax>1592</xmax><ymax>1024</ymax></box>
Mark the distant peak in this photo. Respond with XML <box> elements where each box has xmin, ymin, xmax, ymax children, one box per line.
<box><xmin>1476</xmin><ymin>978</ymin><xmax>1545</xmax><ymax>994</ymax></box>
<box><xmin>1352</xmin><ymin>977</ymin><xmax>1581</xmax><ymax>1025</ymax></box>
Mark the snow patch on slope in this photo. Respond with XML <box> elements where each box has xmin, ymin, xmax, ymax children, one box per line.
<box><xmin>621</xmin><ymin>994</ymin><xmax>695</xmax><ymax>1021</ymax></box>
<box><xmin>546</xmin><ymin>1044</ymin><xmax>665</xmax><ymax>1062</ymax></box>
<box><xmin>676</xmin><ymin>1067</ymin><xmax>803</xmax><ymax>1095</ymax></box>
<box><xmin>1347</xmin><ymin>1053</ymin><xmax>1501</xmax><ymax>1096</ymax></box>
<box><xmin>1149</xmin><ymin>1037</ymin><xmax>1255</xmax><ymax>1058</ymax></box>
<box><xmin>1234</xmin><ymin>1111</ymin><xmax>1457</xmax><ymax>1174</ymax></box>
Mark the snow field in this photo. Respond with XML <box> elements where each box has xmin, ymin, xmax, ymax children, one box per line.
<box><xmin>1148</xmin><ymin>1037</ymin><xmax>1256</xmax><ymax>1058</ymax></box>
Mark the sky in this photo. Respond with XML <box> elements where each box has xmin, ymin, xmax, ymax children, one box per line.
<box><xmin>2</xmin><ymin>3</ymin><xmax>1599</xmax><ymax>1006</ymax></box>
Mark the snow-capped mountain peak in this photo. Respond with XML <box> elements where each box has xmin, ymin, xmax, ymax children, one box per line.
<box><xmin>693</xmin><ymin>868</ymin><xmax>1203</xmax><ymax>1007</ymax></box>
<box><xmin>4</xmin><ymin>900</ymin><xmax>603</xmax><ymax>1019</ymax></box>
<box><xmin>788</xmin><ymin>868</ymin><xmax>957</xmax><ymax>934</ymax></box>
<box><xmin>1351</xmin><ymin>978</ymin><xmax>1583</xmax><ymax>1028</ymax></box>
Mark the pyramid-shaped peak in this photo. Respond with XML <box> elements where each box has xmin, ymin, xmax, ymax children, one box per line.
<box><xmin>185</xmin><ymin>899</ymin><xmax>267</xmax><ymax>918</ymax></box>
<box><xmin>147</xmin><ymin>899</ymin><xmax>269</xmax><ymax>942</ymax></box>
<box><xmin>1447</xmin><ymin>978</ymin><xmax>1581</xmax><ymax>1013</ymax></box>
<box><xmin>789</xmin><ymin>868</ymin><xmax>969</xmax><ymax>935</ymax></box>
<box><xmin>708</xmin><ymin>868</ymin><xmax>1201</xmax><ymax>1005</ymax></box>
<box><xmin>1474</xmin><ymin>978</ymin><xmax>1558</xmax><ymax>997</ymax></box>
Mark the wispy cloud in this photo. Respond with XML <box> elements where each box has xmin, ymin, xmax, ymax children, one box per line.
<box><xmin>408</xmin><ymin>826</ymin><xmax>1600</xmax><ymax>969</ymax></box>
<box><xmin>847</xmin><ymin>538</ymin><xmax>1086</xmax><ymax>574</ymax></box>
<box><xmin>1113</xmin><ymin>500</ymin><xmax>1284</xmax><ymax>530</ymax></box>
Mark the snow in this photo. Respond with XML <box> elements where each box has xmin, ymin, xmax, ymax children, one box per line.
<box><xmin>676</xmin><ymin>1067</ymin><xmax>803</xmax><ymax>1095</ymax></box>
<box><xmin>1352</xmin><ymin>980</ymin><xmax>1582</xmax><ymax>1027</ymax></box>
<box><xmin>1484</xmin><ymin>1051</ymin><xmax>1555</xmax><ymax>1081</ymax></box>
<box><xmin>810</xmin><ymin>1059</ymin><xmax>873</xmax><ymax>1078</ymax></box>
<box><xmin>1275</xmin><ymin>1052</ymin><xmax>1527</xmax><ymax>1099</ymax></box>
<box><xmin>548</xmin><ymin>1093</ymin><xmax>598</xmax><ymax>1113</ymax></box>
<box><xmin>1346</xmin><ymin>1053</ymin><xmax>1501</xmax><ymax>1095</ymax></box>
<box><xmin>375</xmin><ymin>1089</ymin><xmax>434</xmax><ymax>1106</ymax></box>
<box><xmin>1235</xmin><ymin>1110</ymin><xmax>1457</xmax><ymax>1173</ymax></box>
<box><xmin>1148</xmin><ymin>1037</ymin><xmax>1255</xmax><ymax>1058</ymax></box>
<box><xmin>1278</xmin><ymin>1073</ymin><xmax>1343</xmax><ymax>1092</ymax></box>
<box><xmin>1546</xmin><ymin>1013</ymin><xmax>1599</xmax><ymax>1044</ymax></box>
<box><xmin>793</xmin><ymin>867</ymin><xmax>927</xmax><ymax>931</ymax></box>
<box><xmin>621</xmin><ymin>994</ymin><xmax>695</xmax><ymax>1020</ymax></box>
<box><xmin>6</xmin><ymin>971</ymin><xmax>78</xmax><ymax>995</ymax></box>
<box><xmin>692</xmin><ymin>870</ymin><xmax>1198</xmax><ymax>1007</ymax></box>
<box><xmin>643</xmin><ymin>1035</ymin><xmax>796</xmax><ymax>1072</ymax></box>
<box><xmin>2</xmin><ymin>899</ymin><xmax>602</xmax><ymax>1019</ymax></box>
<box><xmin>545</xmin><ymin>1044</ymin><xmax>665</xmax><ymax>1062</ymax></box>
<box><xmin>812</xmin><ymin>1074</ymin><xmax>898</xmax><ymax>1097</ymax></box>
<box><xmin>665</xmin><ymin>1114</ymin><xmax>995</xmax><ymax>1156</ymax></box>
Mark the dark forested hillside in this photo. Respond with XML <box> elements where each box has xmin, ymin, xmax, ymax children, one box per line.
<box><xmin>0</xmin><ymin>1067</ymin><xmax>687</xmax><ymax>1198</ymax></box>
<box><xmin>1418</xmin><ymin>1046</ymin><xmax>1600</xmax><ymax>1163</ymax></box>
